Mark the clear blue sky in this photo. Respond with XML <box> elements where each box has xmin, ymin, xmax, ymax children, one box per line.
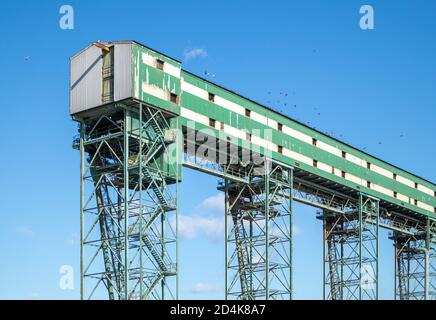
<box><xmin>0</xmin><ymin>0</ymin><xmax>435</xmax><ymax>300</ymax></box>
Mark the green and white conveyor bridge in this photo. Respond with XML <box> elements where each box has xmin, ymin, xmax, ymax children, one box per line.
<box><xmin>70</xmin><ymin>41</ymin><xmax>435</xmax><ymax>300</ymax></box>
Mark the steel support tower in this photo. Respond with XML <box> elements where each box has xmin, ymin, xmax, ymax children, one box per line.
<box><xmin>220</xmin><ymin>160</ymin><xmax>293</xmax><ymax>300</ymax></box>
<box><xmin>77</xmin><ymin>102</ymin><xmax>179</xmax><ymax>300</ymax></box>
<box><xmin>320</xmin><ymin>194</ymin><xmax>379</xmax><ymax>300</ymax></box>
<box><xmin>393</xmin><ymin>219</ymin><xmax>436</xmax><ymax>300</ymax></box>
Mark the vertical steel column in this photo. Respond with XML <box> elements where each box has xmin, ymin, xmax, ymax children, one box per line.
<box><xmin>425</xmin><ymin>218</ymin><xmax>430</xmax><ymax>300</ymax></box>
<box><xmin>358</xmin><ymin>195</ymin><xmax>363</xmax><ymax>300</ymax></box>
<box><xmin>429</xmin><ymin>219</ymin><xmax>436</xmax><ymax>300</ymax></box>
<box><xmin>123</xmin><ymin>109</ymin><xmax>129</xmax><ymax>300</ymax></box>
<box><xmin>358</xmin><ymin>193</ymin><xmax>379</xmax><ymax>300</ymax></box>
<box><xmin>79</xmin><ymin>122</ymin><xmax>85</xmax><ymax>300</ymax></box>
<box><xmin>138</xmin><ymin>104</ymin><xmax>143</xmax><ymax>299</ymax></box>
<box><xmin>224</xmin><ymin>178</ymin><xmax>229</xmax><ymax>300</ymax></box>
<box><xmin>289</xmin><ymin>167</ymin><xmax>293</xmax><ymax>300</ymax></box>
<box><xmin>322</xmin><ymin>215</ymin><xmax>326</xmax><ymax>301</ymax></box>
<box><xmin>264</xmin><ymin>160</ymin><xmax>270</xmax><ymax>300</ymax></box>
<box><xmin>424</xmin><ymin>217</ymin><xmax>436</xmax><ymax>300</ymax></box>
<box><xmin>175</xmin><ymin>116</ymin><xmax>180</xmax><ymax>300</ymax></box>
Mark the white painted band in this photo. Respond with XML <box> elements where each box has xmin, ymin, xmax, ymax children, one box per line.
<box><xmin>142</xmin><ymin>52</ymin><xmax>181</xmax><ymax>78</ymax></box>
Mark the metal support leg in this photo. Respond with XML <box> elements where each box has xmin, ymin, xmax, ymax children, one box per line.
<box><xmin>321</xmin><ymin>193</ymin><xmax>378</xmax><ymax>300</ymax></box>
<box><xmin>394</xmin><ymin>218</ymin><xmax>435</xmax><ymax>300</ymax></box>
<box><xmin>359</xmin><ymin>193</ymin><xmax>379</xmax><ymax>300</ymax></box>
<box><xmin>222</xmin><ymin>160</ymin><xmax>292</xmax><ymax>300</ymax></box>
<box><xmin>429</xmin><ymin>219</ymin><xmax>436</xmax><ymax>300</ymax></box>
<box><xmin>79</xmin><ymin>103</ymin><xmax>178</xmax><ymax>300</ymax></box>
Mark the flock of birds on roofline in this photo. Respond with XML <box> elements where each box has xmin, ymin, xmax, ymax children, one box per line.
<box><xmin>203</xmin><ymin>69</ymin><xmax>407</xmax><ymax>153</ymax></box>
<box><xmin>263</xmin><ymin>90</ymin><xmax>404</xmax><ymax>147</ymax></box>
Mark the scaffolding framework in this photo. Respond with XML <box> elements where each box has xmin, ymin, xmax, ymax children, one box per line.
<box><xmin>78</xmin><ymin>103</ymin><xmax>179</xmax><ymax>300</ymax></box>
<box><xmin>393</xmin><ymin>219</ymin><xmax>436</xmax><ymax>300</ymax></box>
<box><xmin>321</xmin><ymin>194</ymin><xmax>379</xmax><ymax>300</ymax></box>
<box><xmin>220</xmin><ymin>160</ymin><xmax>293</xmax><ymax>300</ymax></box>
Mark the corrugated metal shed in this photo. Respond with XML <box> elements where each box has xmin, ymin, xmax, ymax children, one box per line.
<box><xmin>70</xmin><ymin>44</ymin><xmax>103</xmax><ymax>114</ymax></box>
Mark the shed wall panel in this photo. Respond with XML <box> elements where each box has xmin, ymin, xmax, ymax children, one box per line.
<box><xmin>114</xmin><ymin>43</ymin><xmax>132</xmax><ymax>101</ymax></box>
<box><xmin>70</xmin><ymin>45</ymin><xmax>103</xmax><ymax>114</ymax></box>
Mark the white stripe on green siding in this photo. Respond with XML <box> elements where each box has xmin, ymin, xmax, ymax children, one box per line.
<box><xmin>371</xmin><ymin>164</ymin><xmax>392</xmax><ymax>180</ymax></box>
<box><xmin>141</xmin><ymin>82</ymin><xmax>168</xmax><ymax>101</ymax></box>
<box><xmin>418</xmin><ymin>184</ymin><xmax>434</xmax><ymax>196</ymax></box>
<box><xmin>346</xmin><ymin>153</ymin><xmax>364</xmax><ymax>167</ymax></box>
<box><xmin>396</xmin><ymin>175</ymin><xmax>415</xmax><ymax>189</ymax></box>
<box><xmin>141</xmin><ymin>52</ymin><xmax>181</xmax><ymax>78</ymax></box>
<box><xmin>282</xmin><ymin>125</ymin><xmax>313</xmax><ymax>145</ymax></box>
<box><xmin>317</xmin><ymin>140</ymin><xmax>342</xmax><ymax>157</ymax></box>
<box><xmin>419</xmin><ymin>201</ymin><xmax>434</xmax><ymax>212</ymax></box>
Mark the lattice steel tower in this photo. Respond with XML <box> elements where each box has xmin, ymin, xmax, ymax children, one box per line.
<box><xmin>75</xmin><ymin>103</ymin><xmax>179</xmax><ymax>300</ymax></box>
<box><xmin>219</xmin><ymin>161</ymin><xmax>293</xmax><ymax>300</ymax></box>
